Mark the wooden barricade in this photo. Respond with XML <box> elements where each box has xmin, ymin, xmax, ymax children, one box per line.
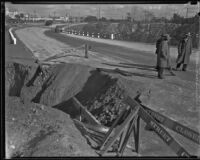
<box><xmin>71</xmin><ymin>95</ymin><xmax>199</xmax><ymax>157</ymax></box>
<box><xmin>97</xmin><ymin>95</ymin><xmax>199</xmax><ymax>157</ymax></box>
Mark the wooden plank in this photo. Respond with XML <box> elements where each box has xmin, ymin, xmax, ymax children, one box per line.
<box><xmin>118</xmin><ymin>116</ymin><xmax>137</xmax><ymax>156</ymax></box>
<box><xmin>115</xmin><ymin>68</ymin><xmax>132</xmax><ymax>76</ymax></box>
<box><xmin>140</xmin><ymin>103</ymin><xmax>200</xmax><ymax>145</ymax></box>
<box><xmin>84</xmin><ymin>123</ymin><xmax>109</xmax><ymax>134</ymax></box>
<box><xmin>72</xmin><ymin>97</ymin><xmax>101</xmax><ymax>125</ymax></box>
<box><xmin>100</xmin><ymin>107</ymin><xmax>129</xmax><ymax>150</ymax></box>
<box><xmin>134</xmin><ymin>116</ymin><xmax>140</xmax><ymax>153</ymax></box>
<box><xmin>96</xmin><ymin>67</ymin><xmax>132</xmax><ymax>76</ymax></box>
<box><xmin>125</xmin><ymin>100</ymin><xmax>191</xmax><ymax>157</ymax></box>
<box><xmin>125</xmin><ymin>98</ymin><xmax>191</xmax><ymax>157</ymax></box>
<box><xmin>117</xmin><ymin>125</ymin><xmax>128</xmax><ymax>153</ymax></box>
<box><xmin>99</xmin><ymin>106</ymin><xmax>139</xmax><ymax>156</ymax></box>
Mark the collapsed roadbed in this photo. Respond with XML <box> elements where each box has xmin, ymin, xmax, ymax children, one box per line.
<box><xmin>5</xmin><ymin>61</ymin><xmax>147</xmax><ymax>157</ymax></box>
<box><xmin>5</xmin><ymin>61</ymin><xmax>199</xmax><ymax>157</ymax></box>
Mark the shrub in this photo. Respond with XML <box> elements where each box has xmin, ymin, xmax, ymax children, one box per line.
<box><xmin>45</xmin><ymin>20</ymin><xmax>53</xmax><ymax>26</ymax></box>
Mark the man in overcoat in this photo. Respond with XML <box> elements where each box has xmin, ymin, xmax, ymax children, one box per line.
<box><xmin>175</xmin><ymin>33</ymin><xmax>192</xmax><ymax>71</ymax></box>
<box><xmin>155</xmin><ymin>34</ymin><xmax>164</xmax><ymax>70</ymax></box>
<box><xmin>157</xmin><ymin>34</ymin><xmax>170</xmax><ymax>79</ymax></box>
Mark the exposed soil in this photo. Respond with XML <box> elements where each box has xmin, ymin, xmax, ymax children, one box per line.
<box><xmin>6</xmin><ymin>61</ymin><xmax>147</xmax><ymax>157</ymax></box>
<box><xmin>7</xmin><ymin>61</ymin><xmax>145</xmax><ymax>125</ymax></box>
<box><xmin>5</xmin><ymin>62</ymin><xmax>98</xmax><ymax>158</ymax></box>
<box><xmin>6</xmin><ymin>59</ymin><xmax>200</xmax><ymax>157</ymax></box>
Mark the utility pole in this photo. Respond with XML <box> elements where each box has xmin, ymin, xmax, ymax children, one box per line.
<box><xmin>198</xmin><ymin>1</ymin><xmax>200</xmax><ymax>49</ymax></box>
<box><xmin>53</xmin><ymin>11</ymin><xmax>56</xmax><ymax>19</ymax></box>
<box><xmin>144</xmin><ymin>10</ymin><xmax>146</xmax><ymax>24</ymax></box>
<box><xmin>98</xmin><ymin>7</ymin><xmax>101</xmax><ymax>20</ymax></box>
<box><xmin>78</xmin><ymin>12</ymin><xmax>80</xmax><ymax>23</ymax></box>
<box><xmin>165</xmin><ymin>10</ymin><xmax>167</xmax><ymax>34</ymax></box>
<box><xmin>33</xmin><ymin>9</ymin><xmax>36</xmax><ymax>22</ymax></box>
<box><xmin>34</xmin><ymin>9</ymin><xmax>36</xmax><ymax>22</ymax></box>
<box><xmin>133</xmin><ymin>7</ymin><xmax>137</xmax><ymax>22</ymax></box>
<box><xmin>186</xmin><ymin>6</ymin><xmax>189</xmax><ymax>18</ymax></box>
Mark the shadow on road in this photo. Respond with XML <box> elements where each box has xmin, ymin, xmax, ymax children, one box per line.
<box><xmin>120</xmin><ymin>62</ymin><xmax>156</xmax><ymax>70</ymax></box>
<box><xmin>44</xmin><ymin>54</ymin><xmax>83</xmax><ymax>62</ymax></box>
<box><xmin>99</xmin><ymin>64</ymin><xmax>157</xmax><ymax>79</ymax></box>
<box><xmin>102</xmin><ymin>62</ymin><xmax>156</xmax><ymax>72</ymax></box>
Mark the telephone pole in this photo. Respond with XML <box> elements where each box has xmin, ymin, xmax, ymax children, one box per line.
<box><xmin>98</xmin><ymin>7</ymin><xmax>101</xmax><ymax>20</ymax></box>
<box><xmin>186</xmin><ymin>7</ymin><xmax>189</xmax><ymax>18</ymax></box>
<box><xmin>198</xmin><ymin>1</ymin><xmax>200</xmax><ymax>49</ymax></box>
<box><xmin>33</xmin><ymin>9</ymin><xmax>36</xmax><ymax>22</ymax></box>
<box><xmin>53</xmin><ymin>11</ymin><xmax>56</xmax><ymax>18</ymax></box>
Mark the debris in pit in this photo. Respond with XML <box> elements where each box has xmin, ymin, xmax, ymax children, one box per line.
<box><xmin>78</xmin><ymin>82</ymin><xmax>129</xmax><ymax>127</ymax></box>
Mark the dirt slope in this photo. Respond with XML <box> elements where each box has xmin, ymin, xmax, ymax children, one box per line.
<box><xmin>6</xmin><ymin>61</ymin><xmax>199</xmax><ymax>157</ymax></box>
<box><xmin>5</xmin><ymin>62</ymin><xmax>96</xmax><ymax>158</ymax></box>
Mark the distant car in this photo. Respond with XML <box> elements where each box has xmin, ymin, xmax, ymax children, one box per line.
<box><xmin>55</xmin><ymin>26</ymin><xmax>64</xmax><ymax>33</ymax></box>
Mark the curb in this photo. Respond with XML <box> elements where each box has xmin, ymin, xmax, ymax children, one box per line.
<box><xmin>9</xmin><ymin>27</ymin><xmax>17</xmax><ymax>45</ymax></box>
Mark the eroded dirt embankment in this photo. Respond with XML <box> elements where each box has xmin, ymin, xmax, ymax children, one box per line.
<box><xmin>6</xmin><ymin>62</ymin><xmax>101</xmax><ymax>158</ymax></box>
<box><xmin>7</xmin><ymin>61</ymin><xmax>146</xmax><ymax>125</ymax></box>
<box><xmin>6</xmin><ymin>61</ymin><xmax>147</xmax><ymax>157</ymax></box>
<box><xmin>5</xmin><ymin>60</ymin><xmax>200</xmax><ymax>157</ymax></box>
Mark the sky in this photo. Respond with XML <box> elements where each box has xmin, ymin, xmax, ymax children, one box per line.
<box><xmin>5</xmin><ymin>3</ymin><xmax>199</xmax><ymax>19</ymax></box>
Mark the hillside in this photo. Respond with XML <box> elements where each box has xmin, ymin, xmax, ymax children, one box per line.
<box><xmin>68</xmin><ymin>19</ymin><xmax>199</xmax><ymax>48</ymax></box>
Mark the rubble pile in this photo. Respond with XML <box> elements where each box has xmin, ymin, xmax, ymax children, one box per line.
<box><xmin>82</xmin><ymin>83</ymin><xmax>127</xmax><ymax>126</ymax></box>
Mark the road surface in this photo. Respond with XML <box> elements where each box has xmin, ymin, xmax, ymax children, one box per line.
<box><xmin>45</xmin><ymin>30</ymin><xmax>198</xmax><ymax>71</ymax></box>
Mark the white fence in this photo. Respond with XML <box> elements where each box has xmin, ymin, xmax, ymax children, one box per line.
<box><xmin>65</xmin><ymin>30</ymin><xmax>116</xmax><ymax>40</ymax></box>
<box><xmin>9</xmin><ymin>28</ymin><xmax>17</xmax><ymax>45</ymax></box>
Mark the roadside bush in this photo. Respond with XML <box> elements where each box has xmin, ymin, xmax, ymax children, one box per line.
<box><xmin>45</xmin><ymin>20</ymin><xmax>53</xmax><ymax>26</ymax></box>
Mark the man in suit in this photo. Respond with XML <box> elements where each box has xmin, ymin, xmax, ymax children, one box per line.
<box><xmin>175</xmin><ymin>32</ymin><xmax>192</xmax><ymax>71</ymax></box>
<box><xmin>155</xmin><ymin>34</ymin><xmax>164</xmax><ymax>70</ymax></box>
<box><xmin>157</xmin><ymin>34</ymin><xmax>170</xmax><ymax>79</ymax></box>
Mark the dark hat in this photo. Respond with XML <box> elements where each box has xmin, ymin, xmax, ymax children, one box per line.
<box><xmin>185</xmin><ymin>32</ymin><xmax>191</xmax><ymax>37</ymax></box>
<box><xmin>163</xmin><ymin>34</ymin><xmax>170</xmax><ymax>40</ymax></box>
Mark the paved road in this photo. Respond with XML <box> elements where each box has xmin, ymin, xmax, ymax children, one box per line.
<box><xmin>5</xmin><ymin>25</ymin><xmax>36</xmax><ymax>66</ymax></box>
<box><xmin>44</xmin><ymin>30</ymin><xmax>197</xmax><ymax>71</ymax></box>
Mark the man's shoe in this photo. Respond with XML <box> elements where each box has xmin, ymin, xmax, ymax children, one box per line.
<box><xmin>158</xmin><ymin>76</ymin><xmax>164</xmax><ymax>79</ymax></box>
<box><xmin>155</xmin><ymin>66</ymin><xmax>159</xmax><ymax>70</ymax></box>
<box><xmin>182</xmin><ymin>68</ymin><xmax>187</xmax><ymax>71</ymax></box>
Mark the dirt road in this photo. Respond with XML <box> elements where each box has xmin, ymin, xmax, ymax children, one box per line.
<box><xmin>15</xmin><ymin>27</ymin><xmax>128</xmax><ymax>68</ymax></box>
<box><xmin>61</xmin><ymin>32</ymin><xmax>198</xmax><ymax>60</ymax></box>
<box><xmin>45</xmin><ymin>30</ymin><xmax>198</xmax><ymax>72</ymax></box>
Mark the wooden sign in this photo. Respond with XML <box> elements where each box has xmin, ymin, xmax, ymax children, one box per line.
<box><xmin>125</xmin><ymin>98</ymin><xmax>191</xmax><ymax>157</ymax></box>
<box><xmin>141</xmin><ymin>104</ymin><xmax>200</xmax><ymax>145</ymax></box>
<box><xmin>138</xmin><ymin>105</ymin><xmax>191</xmax><ymax>157</ymax></box>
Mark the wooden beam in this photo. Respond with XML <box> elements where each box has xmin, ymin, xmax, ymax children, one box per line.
<box><xmin>99</xmin><ymin>105</ymin><xmax>139</xmax><ymax>156</ymax></box>
<box><xmin>125</xmin><ymin>98</ymin><xmax>191</xmax><ymax>157</ymax></box>
<box><xmin>72</xmin><ymin>97</ymin><xmax>101</xmax><ymax>125</ymax></box>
